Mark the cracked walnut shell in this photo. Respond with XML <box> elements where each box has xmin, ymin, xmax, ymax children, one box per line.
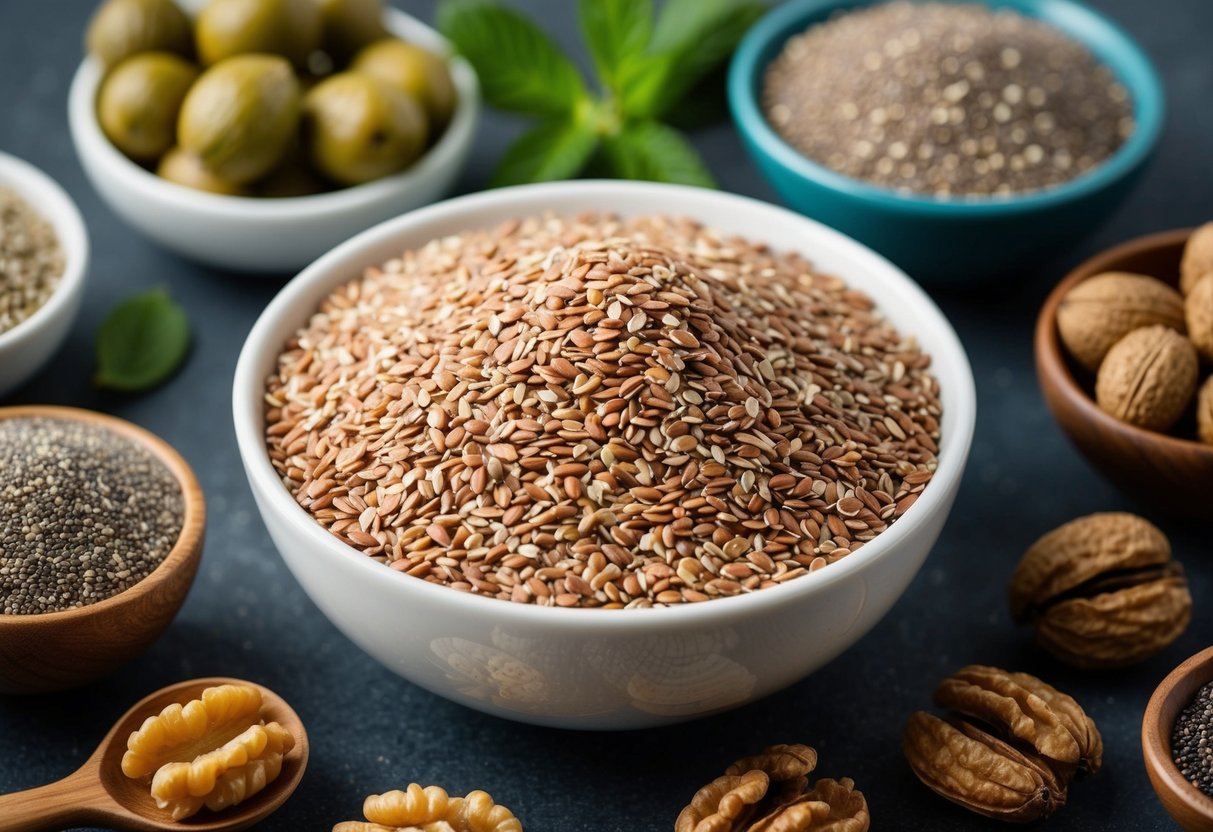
<box><xmin>1009</xmin><ymin>512</ymin><xmax>1191</xmax><ymax>668</ymax></box>
<box><xmin>1057</xmin><ymin>272</ymin><xmax>1186</xmax><ymax>371</ymax></box>
<box><xmin>1095</xmin><ymin>325</ymin><xmax>1199</xmax><ymax>432</ymax></box>
<box><xmin>903</xmin><ymin>665</ymin><xmax>1101</xmax><ymax>823</ymax></box>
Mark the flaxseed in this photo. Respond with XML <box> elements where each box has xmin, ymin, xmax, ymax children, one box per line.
<box><xmin>264</xmin><ymin>214</ymin><xmax>941</xmax><ymax>608</ymax></box>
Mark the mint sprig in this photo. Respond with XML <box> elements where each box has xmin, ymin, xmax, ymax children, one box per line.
<box><xmin>439</xmin><ymin>0</ymin><xmax>765</xmax><ymax>187</ymax></box>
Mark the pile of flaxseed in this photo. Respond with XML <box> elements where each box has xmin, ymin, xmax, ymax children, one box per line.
<box><xmin>0</xmin><ymin>417</ymin><xmax>184</xmax><ymax>615</ymax></box>
<box><xmin>0</xmin><ymin>187</ymin><xmax>64</xmax><ymax>336</ymax></box>
<box><xmin>265</xmin><ymin>214</ymin><xmax>941</xmax><ymax>608</ymax></box>
<box><xmin>762</xmin><ymin>1</ymin><xmax>1134</xmax><ymax>197</ymax></box>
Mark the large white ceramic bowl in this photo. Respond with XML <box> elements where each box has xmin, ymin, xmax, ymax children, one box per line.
<box><xmin>0</xmin><ymin>152</ymin><xmax>89</xmax><ymax>397</ymax></box>
<box><xmin>67</xmin><ymin>5</ymin><xmax>479</xmax><ymax>274</ymax></box>
<box><xmin>233</xmin><ymin>181</ymin><xmax>977</xmax><ymax>729</ymax></box>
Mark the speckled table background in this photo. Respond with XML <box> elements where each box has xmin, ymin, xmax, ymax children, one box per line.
<box><xmin>1</xmin><ymin>1</ymin><xmax>1211</xmax><ymax>829</ymax></box>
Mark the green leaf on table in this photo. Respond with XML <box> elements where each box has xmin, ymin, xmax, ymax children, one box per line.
<box><xmin>579</xmin><ymin>0</ymin><xmax>653</xmax><ymax>94</ymax></box>
<box><xmin>491</xmin><ymin>116</ymin><xmax>600</xmax><ymax>187</ymax></box>
<box><xmin>620</xmin><ymin>0</ymin><xmax>765</xmax><ymax>120</ymax></box>
<box><xmin>601</xmin><ymin>120</ymin><xmax>716</xmax><ymax>187</ymax></box>
<box><xmin>94</xmin><ymin>289</ymin><xmax>190</xmax><ymax>392</ymax></box>
<box><xmin>438</xmin><ymin>0</ymin><xmax>588</xmax><ymax>116</ymax></box>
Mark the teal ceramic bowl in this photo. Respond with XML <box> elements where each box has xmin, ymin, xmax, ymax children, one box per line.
<box><xmin>728</xmin><ymin>0</ymin><xmax>1164</xmax><ymax>285</ymax></box>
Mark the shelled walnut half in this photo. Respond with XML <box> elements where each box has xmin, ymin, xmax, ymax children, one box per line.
<box><xmin>1009</xmin><ymin>512</ymin><xmax>1191</xmax><ymax>668</ymax></box>
<box><xmin>903</xmin><ymin>665</ymin><xmax>1101</xmax><ymax>823</ymax></box>
<box><xmin>676</xmin><ymin>743</ymin><xmax>869</xmax><ymax>832</ymax></box>
<box><xmin>121</xmin><ymin>683</ymin><xmax>295</xmax><ymax>821</ymax></box>
<box><xmin>333</xmin><ymin>784</ymin><xmax>523</xmax><ymax>832</ymax></box>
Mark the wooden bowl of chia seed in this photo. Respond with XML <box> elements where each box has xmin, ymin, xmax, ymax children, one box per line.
<box><xmin>0</xmin><ymin>405</ymin><xmax>205</xmax><ymax>694</ymax></box>
<box><xmin>1143</xmin><ymin>646</ymin><xmax>1213</xmax><ymax>831</ymax></box>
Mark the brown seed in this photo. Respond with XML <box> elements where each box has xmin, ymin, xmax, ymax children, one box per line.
<box><xmin>264</xmin><ymin>213</ymin><xmax>941</xmax><ymax>608</ymax></box>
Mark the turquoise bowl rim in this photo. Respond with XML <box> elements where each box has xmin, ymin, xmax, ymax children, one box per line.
<box><xmin>728</xmin><ymin>0</ymin><xmax>1165</xmax><ymax>217</ymax></box>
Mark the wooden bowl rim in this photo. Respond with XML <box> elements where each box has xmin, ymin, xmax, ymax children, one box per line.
<box><xmin>1035</xmin><ymin>227</ymin><xmax>1213</xmax><ymax>463</ymax></box>
<box><xmin>0</xmin><ymin>405</ymin><xmax>205</xmax><ymax>627</ymax></box>
<box><xmin>1142</xmin><ymin>646</ymin><xmax>1213</xmax><ymax>821</ymax></box>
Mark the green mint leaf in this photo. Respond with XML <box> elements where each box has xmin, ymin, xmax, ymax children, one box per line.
<box><xmin>491</xmin><ymin>116</ymin><xmax>600</xmax><ymax>187</ymax></box>
<box><xmin>94</xmin><ymin>289</ymin><xmax>190</xmax><ymax>392</ymax></box>
<box><xmin>650</xmin><ymin>0</ymin><xmax>759</xmax><ymax>52</ymax></box>
<box><xmin>578</xmin><ymin>0</ymin><xmax>652</xmax><ymax>94</ymax></box>
<box><xmin>438</xmin><ymin>0</ymin><xmax>588</xmax><ymax>116</ymax></box>
<box><xmin>601</xmin><ymin>120</ymin><xmax>716</xmax><ymax>187</ymax></box>
<box><xmin>622</xmin><ymin>0</ymin><xmax>764</xmax><ymax>119</ymax></box>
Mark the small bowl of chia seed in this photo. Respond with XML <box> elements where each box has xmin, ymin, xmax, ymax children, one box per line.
<box><xmin>728</xmin><ymin>0</ymin><xmax>1165</xmax><ymax>284</ymax></box>
<box><xmin>0</xmin><ymin>405</ymin><xmax>205</xmax><ymax>694</ymax></box>
<box><xmin>0</xmin><ymin>151</ymin><xmax>89</xmax><ymax>397</ymax></box>
<box><xmin>1143</xmin><ymin>646</ymin><xmax>1213</xmax><ymax>831</ymax></box>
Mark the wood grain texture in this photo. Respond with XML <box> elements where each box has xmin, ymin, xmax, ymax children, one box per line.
<box><xmin>1035</xmin><ymin>229</ymin><xmax>1213</xmax><ymax>519</ymax></box>
<box><xmin>0</xmin><ymin>405</ymin><xmax>206</xmax><ymax>694</ymax></box>
<box><xmin>0</xmin><ymin>676</ymin><xmax>308</xmax><ymax>832</ymax></box>
<box><xmin>1143</xmin><ymin>647</ymin><xmax>1213</xmax><ymax>832</ymax></box>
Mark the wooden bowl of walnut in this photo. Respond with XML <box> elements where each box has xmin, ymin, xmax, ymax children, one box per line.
<box><xmin>1035</xmin><ymin>229</ymin><xmax>1213</xmax><ymax>520</ymax></box>
<box><xmin>1143</xmin><ymin>646</ymin><xmax>1213</xmax><ymax>831</ymax></box>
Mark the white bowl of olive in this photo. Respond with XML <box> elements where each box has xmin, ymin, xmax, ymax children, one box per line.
<box><xmin>68</xmin><ymin>0</ymin><xmax>479</xmax><ymax>274</ymax></box>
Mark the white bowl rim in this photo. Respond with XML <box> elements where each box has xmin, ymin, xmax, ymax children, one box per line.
<box><xmin>233</xmin><ymin>180</ymin><xmax>977</xmax><ymax>631</ymax></box>
<box><xmin>67</xmin><ymin>5</ymin><xmax>480</xmax><ymax>221</ymax></box>
<box><xmin>0</xmin><ymin>151</ymin><xmax>89</xmax><ymax>352</ymax></box>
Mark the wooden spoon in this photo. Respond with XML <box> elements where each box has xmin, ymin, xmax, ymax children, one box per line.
<box><xmin>0</xmin><ymin>677</ymin><xmax>308</xmax><ymax>832</ymax></box>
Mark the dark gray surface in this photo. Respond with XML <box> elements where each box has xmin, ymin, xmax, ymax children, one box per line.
<box><xmin>1</xmin><ymin>1</ymin><xmax>1210</xmax><ymax>829</ymax></box>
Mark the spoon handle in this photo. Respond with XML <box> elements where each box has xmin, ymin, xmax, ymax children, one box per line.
<box><xmin>0</xmin><ymin>769</ymin><xmax>97</xmax><ymax>832</ymax></box>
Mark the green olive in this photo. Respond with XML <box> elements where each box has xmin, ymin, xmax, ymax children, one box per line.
<box><xmin>316</xmin><ymin>0</ymin><xmax>388</xmax><ymax>60</ymax></box>
<box><xmin>85</xmin><ymin>0</ymin><xmax>192</xmax><ymax>68</ymax></box>
<box><xmin>157</xmin><ymin>146</ymin><xmax>249</xmax><ymax>195</ymax></box>
<box><xmin>255</xmin><ymin>153</ymin><xmax>330</xmax><ymax>197</ymax></box>
<box><xmin>178</xmin><ymin>54</ymin><xmax>301</xmax><ymax>184</ymax></box>
<box><xmin>303</xmin><ymin>72</ymin><xmax>428</xmax><ymax>186</ymax></box>
<box><xmin>351</xmin><ymin>38</ymin><xmax>456</xmax><ymax>133</ymax></box>
<box><xmin>97</xmin><ymin>52</ymin><xmax>197</xmax><ymax>161</ymax></box>
<box><xmin>195</xmin><ymin>0</ymin><xmax>322</xmax><ymax>68</ymax></box>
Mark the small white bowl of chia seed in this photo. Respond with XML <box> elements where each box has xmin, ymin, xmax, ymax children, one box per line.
<box><xmin>0</xmin><ymin>151</ymin><xmax>89</xmax><ymax>398</ymax></box>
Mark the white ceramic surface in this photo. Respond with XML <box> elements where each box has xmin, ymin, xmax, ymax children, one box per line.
<box><xmin>0</xmin><ymin>152</ymin><xmax>89</xmax><ymax>397</ymax></box>
<box><xmin>67</xmin><ymin>6</ymin><xmax>479</xmax><ymax>274</ymax></box>
<box><xmin>233</xmin><ymin>182</ymin><xmax>977</xmax><ymax>729</ymax></box>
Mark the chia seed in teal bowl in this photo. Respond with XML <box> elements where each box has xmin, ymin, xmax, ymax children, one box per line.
<box><xmin>728</xmin><ymin>0</ymin><xmax>1164</xmax><ymax>285</ymax></box>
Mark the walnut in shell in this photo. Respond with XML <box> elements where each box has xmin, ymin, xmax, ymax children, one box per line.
<box><xmin>1057</xmin><ymin>272</ymin><xmax>1186</xmax><ymax>371</ymax></box>
<box><xmin>903</xmin><ymin>665</ymin><xmax>1101</xmax><ymax>823</ymax></box>
<box><xmin>1186</xmin><ymin>274</ymin><xmax>1213</xmax><ymax>362</ymax></box>
<box><xmin>1009</xmin><ymin>512</ymin><xmax>1191</xmax><ymax>668</ymax></box>
<box><xmin>1200</xmin><ymin>376</ymin><xmax>1213</xmax><ymax>446</ymax></box>
<box><xmin>1095</xmin><ymin>325</ymin><xmax>1199</xmax><ymax>432</ymax></box>
<box><xmin>1181</xmin><ymin>222</ymin><xmax>1213</xmax><ymax>295</ymax></box>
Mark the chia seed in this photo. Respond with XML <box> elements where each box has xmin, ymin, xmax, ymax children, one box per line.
<box><xmin>761</xmin><ymin>1</ymin><xmax>1135</xmax><ymax>197</ymax></box>
<box><xmin>0</xmin><ymin>187</ymin><xmax>64</xmax><ymax>336</ymax></box>
<box><xmin>0</xmin><ymin>416</ymin><xmax>184</xmax><ymax>615</ymax></box>
<box><xmin>1173</xmin><ymin>680</ymin><xmax>1213</xmax><ymax>796</ymax></box>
